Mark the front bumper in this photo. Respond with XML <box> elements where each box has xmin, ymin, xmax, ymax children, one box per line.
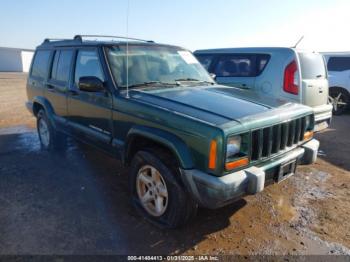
<box><xmin>313</xmin><ymin>104</ymin><xmax>332</xmax><ymax>131</ymax></box>
<box><xmin>180</xmin><ymin>139</ymin><xmax>319</xmax><ymax>209</ymax></box>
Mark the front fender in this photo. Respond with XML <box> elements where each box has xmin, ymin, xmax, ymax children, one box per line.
<box><xmin>126</xmin><ymin>125</ymin><xmax>194</xmax><ymax>169</ymax></box>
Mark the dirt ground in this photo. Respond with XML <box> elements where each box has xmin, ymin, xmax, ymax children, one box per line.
<box><xmin>0</xmin><ymin>73</ymin><xmax>349</xmax><ymax>255</ymax></box>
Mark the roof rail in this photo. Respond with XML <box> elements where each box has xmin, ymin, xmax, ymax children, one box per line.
<box><xmin>43</xmin><ymin>38</ymin><xmax>74</xmax><ymax>44</ymax></box>
<box><xmin>73</xmin><ymin>35</ymin><xmax>154</xmax><ymax>43</ymax></box>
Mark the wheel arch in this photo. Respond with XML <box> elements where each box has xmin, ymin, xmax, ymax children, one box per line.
<box><xmin>329</xmin><ymin>86</ymin><xmax>350</xmax><ymax>96</ymax></box>
<box><xmin>125</xmin><ymin>126</ymin><xmax>194</xmax><ymax>169</ymax></box>
<box><xmin>32</xmin><ymin>96</ymin><xmax>57</xmax><ymax>127</ymax></box>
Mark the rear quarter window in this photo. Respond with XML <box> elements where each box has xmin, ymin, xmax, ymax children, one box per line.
<box><xmin>327</xmin><ymin>57</ymin><xmax>350</xmax><ymax>71</ymax></box>
<box><xmin>214</xmin><ymin>54</ymin><xmax>270</xmax><ymax>77</ymax></box>
<box><xmin>195</xmin><ymin>54</ymin><xmax>214</xmax><ymax>70</ymax></box>
<box><xmin>298</xmin><ymin>52</ymin><xmax>326</xmax><ymax>79</ymax></box>
<box><xmin>31</xmin><ymin>50</ymin><xmax>51</xmax><ymax>79</ymax></box>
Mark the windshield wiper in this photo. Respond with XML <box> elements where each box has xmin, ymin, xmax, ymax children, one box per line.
<box><xmin>175</xmin><ymin>78</ymin><xmax>215</xmax><ymax>85</ymax></box>
<box><xmin>121</xmin><ymin>81</ymin><xmax>179</xmax><ymax>89</ymax></box>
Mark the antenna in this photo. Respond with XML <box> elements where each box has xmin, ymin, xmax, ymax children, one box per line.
<box><xmin>126</xmin><ymin>0</ymin><xmax>130</xmax><ymax>99</ymax></box>
<box><xmin>292</xmin><ymin>35</ymin><xmax>304</xmax><ymax>48</ymax></box>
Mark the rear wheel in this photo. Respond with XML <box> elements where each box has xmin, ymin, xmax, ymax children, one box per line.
<box><xmin>37</xmin><ymin>109</ymin><xmax>65</xmax><ymax>150</ymax></box>
<box><xmin>129</xmin><ymin>150</ymin><xmax>198</xmax><ymax>228</ymax></box>
<box><xmin>329</xmin><ymin>87</ymin><xmax>349</xmax><ymax>115</ymax></box>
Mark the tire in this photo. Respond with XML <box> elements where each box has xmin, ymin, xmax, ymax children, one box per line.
<box><xmin>129</xmin><ymin>150</ymin><xmax>198</xmax><ymax>228</ymax></box>
<box><xmin>329</xmin><ymin>87</ymin><xmax>349</xmax><ymax>115</ymax></box>
<box><xmin>36</xmin><ymin>109</ymin><xmax>65</xmax><ymax>150</ymax></box>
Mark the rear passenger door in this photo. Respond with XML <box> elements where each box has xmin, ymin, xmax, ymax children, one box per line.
<box><xmin>28</xmin><ymin>50</ymin><xmax>51</xmax><ymax>98</ymax></box>
<box><xmin>213</xmin><ymin>54</ymin><xmax>257</xmax><ymax>89</ymax></box>
<box><xmin>67</xmin><ymin>48</ymin><xmax>113</xmax><ymax>147</ymax></box>
<box><xmin>45</xmin><ymin>49</ymin><xmax>73</xmax><ymax>119</ymax></box>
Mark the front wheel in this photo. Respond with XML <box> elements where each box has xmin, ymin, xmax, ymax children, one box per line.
<box><xmin>129</xmin><ymin>150</ymin><xmax>197</xmax><ymax>228</ymax></box>
<box><xmin>37</xmin><ymin>109</ymin><xmax>65</xmax><ymax>150</ymax></box>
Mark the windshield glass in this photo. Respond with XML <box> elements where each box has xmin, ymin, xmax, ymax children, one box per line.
<box><xmin>106</xmin><ymin>45</ymin><xmax>214</xmax><ymax>88</ymax></box>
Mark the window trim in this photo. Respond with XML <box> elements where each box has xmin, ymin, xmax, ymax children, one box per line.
<box><xmin>49</xmin><ymin>50</ymin><xmax>60</xmax><ymax>81</ymax></box>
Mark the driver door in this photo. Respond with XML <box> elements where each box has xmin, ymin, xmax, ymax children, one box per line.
<box><xmin>67</xmin><ymin>48</ymin><xmax>113</xmax><ymax>148</ymax></box>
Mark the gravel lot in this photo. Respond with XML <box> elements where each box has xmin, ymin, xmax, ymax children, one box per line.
<box><xmin>0</xmin><ymin>73</ymin><xmax>349</xmax><ymax>255</ymax></box>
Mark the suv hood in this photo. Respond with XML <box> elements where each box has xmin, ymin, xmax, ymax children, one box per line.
<box><xmin>128</xmin><ymin>85</ymin><xmax>270</xmax><ymax>126</ymax></box>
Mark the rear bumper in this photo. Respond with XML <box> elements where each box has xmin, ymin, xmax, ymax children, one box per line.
<box><xmin>180</xmin><ymin>139</ymin><xmax>319</xmax><ymax>209</ymax></box>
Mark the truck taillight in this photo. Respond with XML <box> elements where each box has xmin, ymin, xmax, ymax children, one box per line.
<box><xmin>283</xmin><ymin>60</ymin><xmax>299</xmax><ymax>95</ymax></box>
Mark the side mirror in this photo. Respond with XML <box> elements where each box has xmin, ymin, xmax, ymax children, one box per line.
<box><xmin>209</xmin><ymin>73</ymin><xmax>216</xmax><ymax>80</ymax></box>
<box><xmin>78</xmin><ymin>76</ymin><xmax>104</xmax><ymax>92</ymax></box>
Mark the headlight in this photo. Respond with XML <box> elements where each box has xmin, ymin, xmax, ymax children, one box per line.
<box><xmin>226</xmin><ymin>136</ymin><xmax>241</xmax><ymax>160</ymax></box>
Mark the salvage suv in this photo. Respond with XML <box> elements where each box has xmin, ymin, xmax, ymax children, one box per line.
<box><xmin>194</xmin><ymin>47</ymin><xmax>333</xmax><ymax>132</ymax></box>
<box><xmin>26</xmin><ymin>36</ymin><xmax>319</xmax><ymax>228</ymax></box>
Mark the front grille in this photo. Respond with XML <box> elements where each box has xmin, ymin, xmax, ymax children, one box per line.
<box><xmin>251</xmin><ymin>116</ymin><xmax>307</xmax><ymax>161</ymax></box>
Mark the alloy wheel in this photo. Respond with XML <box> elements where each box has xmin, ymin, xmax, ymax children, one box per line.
<box><xmin>136</xmin><ymin>165</ymin><xmax>169</xmax><ymax>217</ymax></box>
<box><xmin>38</xmin><ymin>118</ymin><xmax>50</xmax><ymax>147</ymax></box>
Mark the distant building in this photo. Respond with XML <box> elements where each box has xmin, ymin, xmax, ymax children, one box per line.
<box><xmin>0</xmin><ymin>47</ymin><xmax>34</xmax><ymax>73</ymax></box>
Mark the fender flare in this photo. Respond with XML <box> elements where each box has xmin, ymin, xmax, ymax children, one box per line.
<box><xmin>126</xmin><ymin>125</ymin><xmax>194</xmax><ymax>169</ymax></box>
<box><xmin>32</xmin><ymin>96</ymin><xmax>57</xmax><ymax>128</ymax></box>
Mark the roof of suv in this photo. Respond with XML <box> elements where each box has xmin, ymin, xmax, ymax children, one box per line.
<box><xmin>194</xmin><ymin>47</ymin><xmax>294</xmax><ymax>54</ymax></box>
<box><xmin>194</xmin><ymin>47</ymin><xmax>321</xmax><ymax>55</ymax></box>
<box><xmin>37</xmin><ymin>35</ymin><xmax>183</xmax><ymax>50</ymax></box>
<box><xmin>322</xmin><ymin>52</ymin><xmax>350</xmax><ymax>57</ymax></box>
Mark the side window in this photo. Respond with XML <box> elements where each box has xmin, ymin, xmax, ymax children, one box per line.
<box><xmin>327</xmin><ymin>57</ymin><xmax>350</xmax><ymax>72</ymax></box>
<box><xmin>74</xmin><ymin>50</ymin><xmax>104</xmax><ymax>86</ymax></box>
<box><xmin>256</xmin><ymin>54</ymin><xmax>270</xmax><ymax>75</ymax></box>
<box><xmin>195</xmin><ymin>54</ymin><xmax>214</xmax><ymax>71</ymax></box>
<box><xmin>31</xmin><ymin>50</ymin><xmax>51</xmax><ymax>79</ymax></box>
<box><xmin>214</xmin><ymin>54</ymin><xmax>270</xmax><ymax>77</ymax></box>
<box><xmin>215</xmin><ymin>55</ymin><xmax>256</xmax><ymax>77</ymax></box>
<box><xmin>54</xmin><ymin>50</ymin><xmax>73</xmax><ymax>82</ymax></box>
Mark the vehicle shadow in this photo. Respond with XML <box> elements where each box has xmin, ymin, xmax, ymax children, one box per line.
<box><xmin>315</xmin><ymin>115</ymin><xmax>350</xmax><ymax>171</ymax></box>
<box><xmin>79</xmin><ymin>141</ymin><xmax>247</xmax><ymax>255</ymax></box>
<box><xmin>0</xmin><ymin>130</ymin><xmax>246</xmax><ymax>255</ymax></box>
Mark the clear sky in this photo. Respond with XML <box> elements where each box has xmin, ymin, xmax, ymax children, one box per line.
<box><xmin>1</xmin><ymin>0</ymin><xmax>349</xmax><ymax>51</ymax></box>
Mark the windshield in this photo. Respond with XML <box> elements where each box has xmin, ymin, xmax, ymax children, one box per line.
<box><xmin>106</xmin><ymin>45</ymin><xmax>214</xmax><ymax>88</ymax></box>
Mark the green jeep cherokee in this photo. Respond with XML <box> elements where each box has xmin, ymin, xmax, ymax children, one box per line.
<box><xmin>26</xmin><ymin>35</ymin><xmax>319</xmax><ymax>228</ymax></box>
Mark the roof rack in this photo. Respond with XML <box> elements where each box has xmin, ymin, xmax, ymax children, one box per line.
<box><xmin>74</xmin><ymin>35</ymin><xmax>154</xmax><ymax>43</ymax></box>
<box><xmin>43</xmin><ymin>38</ymin><xmax>74</xmax><ymax>43</ymax></box>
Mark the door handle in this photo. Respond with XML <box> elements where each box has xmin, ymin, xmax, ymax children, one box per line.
<box><xmin>240</xmin><ymin>83</ymin><xmax>250</xmax><ymax>89</ymax></box>
<box><xmin>46</xmin><ymin>84</ymin><xmax>56</xmax><ymax>93</ymax></box>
